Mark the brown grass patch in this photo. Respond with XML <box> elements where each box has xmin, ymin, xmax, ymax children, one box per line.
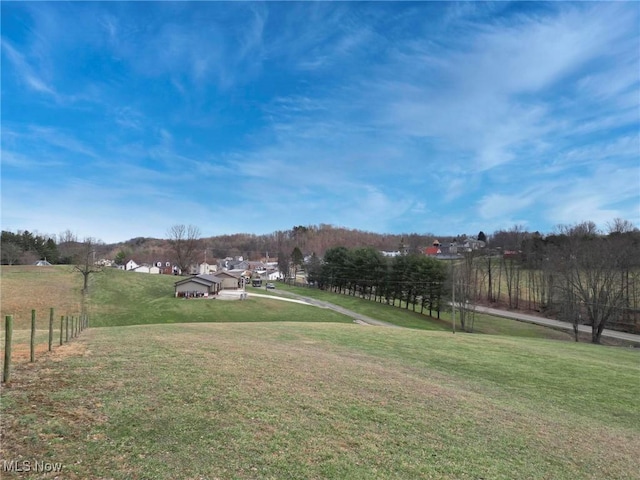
<box><xmin>0</xmin><ymin>334</ymin><xmax>100</xmax><ymax>479</ymax></box>
<box><xmin>9</xmin><ymin>342</ymin><xmax>50</xmax><ymax>361</ymax></box>
<box><xmin>0</xmin><ymin>266</ymin><xmax>84</xmax><ymax>328</ymax></box>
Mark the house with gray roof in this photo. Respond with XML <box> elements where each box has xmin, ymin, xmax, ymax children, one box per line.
<box><xmin>174</xmin><ymin>274</ymin><xmax>222</xmax><ymax>298</ymax></box>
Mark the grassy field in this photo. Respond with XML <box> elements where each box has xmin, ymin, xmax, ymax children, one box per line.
<box><xmin>0</xmin><ymin>266</ymin><xmax>85</xmax><ymax>328</ymax></box>
<box><xmin>272</xmin><ymin>283</ymin><xmax>591</xmax><ymax>342</ymax></box>
<box><xmin>0</xmin><ymin>266</ymin><xmax>352</xmax><ymax>329</ymax></box>
<box><xmin>1</xmin><ymin>323</ymin><xmax>639</xmax><ymax>479</ymax></box>
<box><xmin>2</xmin><ymin>266</ymin><xmax>580</xmax><ymax>339</ymax></box>
<box><xmin>85</xmin><ymin>268</ymin><xmax>352</xmax><ymax>327</ymax></box>
<box><xmin>2</xmin><ymin>265</ymin><xmax>639</xmax><ymax>479</ymax></box>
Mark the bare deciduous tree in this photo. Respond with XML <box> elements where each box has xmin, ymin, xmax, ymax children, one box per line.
<box><xmin>73</xmin><ymin>237</ymin><xmax>104</xmax><ymax>294</ymax></box>
<box><xmin>1</xmin><ymin>242</ymin><xmax>21</xmax><ymax>265</ymax></box>
<box><xmin>607</xmin><ymin>218</ymin><xmax>637</xmax><ymax>234</ymax></box>
<box><xmin>554</xmin><ymin>223</ymin><xmax>627</xmax><ymax>344</ymax></box>
<box><xmin>167</xmin><ymin>224</ymin><xmax>201</xmax><ymax>275</ymax></box>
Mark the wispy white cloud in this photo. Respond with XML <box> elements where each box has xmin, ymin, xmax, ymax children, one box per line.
<box><xmin>1</xmin><ymin>39</ymin><xmax>57</xmax><ymax>97</ymax></box>
<box><xmin>361</xmin><ymin>2</ymin><xmax>638</xmax><ymax>174</ymax></box>
<box><xmin>545</xmin><ymin>166</ymin><xmax>640</xmax><ymax>227</ymax></box>
<box><xmin>2</xmin><ymin>2</ymin><xmax>638</xmax><ymax>242</ymax></box>
<box><xmin>26</xmin><ymin>126</ymin><xmax>98</xmax><ymax>158</ymax></box>
<box><xmin>477</xmin><ymin>192</ymin><xmax>536</xmax><ymax>221</ymax></box>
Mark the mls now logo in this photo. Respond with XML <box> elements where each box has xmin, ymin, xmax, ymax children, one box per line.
<box><xmin>2</xmin><ymin>459</ymin><xmax>63</xmax><ymax>473</ymax></box>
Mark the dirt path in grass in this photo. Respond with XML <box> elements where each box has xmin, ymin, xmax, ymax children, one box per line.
<box><xmin>247</xmin><ymin>291</ymin><xmax>398</xmax><ymax>327</ymax></box>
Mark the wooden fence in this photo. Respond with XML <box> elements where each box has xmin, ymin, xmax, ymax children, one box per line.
<box><xmin>2</xmin><ymin>308</ymin><xmax>88</xmax><ymax>383</ymax></box>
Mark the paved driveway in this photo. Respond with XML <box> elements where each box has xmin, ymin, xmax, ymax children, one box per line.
<box><xmin>471</xmin><ymin>304</ymin><xmax>640</xmax><ymax>344</ymax></box>
<box><xmin>246</xmin><ymin>289</ymin><xmax>640</xmax><ymax>343</ymax></box>
<box><xmin>246</xmin><ymin>290</ymin><xmax>397</xmax><ymax>327</ymax></box>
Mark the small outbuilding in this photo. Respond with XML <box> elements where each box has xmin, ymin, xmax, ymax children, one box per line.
<box><xmin>174</xmin><ymin>274</ymin><xmax>222</xmax><ymax>298</ymax></box>
<box><xmin>214</xmin><ymin>271</ymin><xmax>242</xmax><ymax>290</ymax></box>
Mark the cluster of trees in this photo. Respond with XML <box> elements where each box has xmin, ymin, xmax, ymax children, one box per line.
<box><xmin>1</xmin><ymin>229</ymin><xmax>112</xmax><ymax>266</ymax></box>
<box><xmin>162</xmin><ymin>224</ymin><xmax>440</xmax><ymax>277</ymax></box>
<box><xmin>1</xmin><ymin>230</ymin><xmax>106</xmax><ymax>304</ymax></box>
<box><xmin>94</xmin><ymin>224</ymin><xmax>471</xmax><ymax>269</ymax></box>
<box><xmin>1</xmin><ymin>230</ymin><xmax>60</xmax><ymax>265</ymax></box>
<box><xmin>280</xmin><ymin>219</ymin><xmax>638</xmax><ymax>344</ymax></box>
<box><xmin>205</xmin><ymin>225</ymin><xmax>437</xmax><ymax>261</ymax></box>
<box><xmin>453</xmin><ymin>220</ymin><xmax>640</xmax><ymax>343</ymax></box>
<box><xmin>6</xmin><ymin>219</ymin><xmax>637</xmax><ymax>345</ymax></box>
<box><xmin>305</xmin><ymin>246</ymin><xmax>449</xmax><ymax>317</ymax></box>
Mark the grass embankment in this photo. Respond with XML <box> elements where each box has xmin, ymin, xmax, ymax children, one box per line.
<box><xmin>1</xmin><ymin>265</ymin><xmax>607</xmax><ymax>343</ymax></box>
<box><xmin>2</xmin><ymin>323</ymin><xmax>638</xmax><ymax>479</ymax></box>
<box><xmin>85</xmin><ymin>268</ymin><xmax>351</xmax><ymax>327</ymax></box>
<box><xmin>0</xmin><ymin>266</ymin><xmax>352</xmax><ymax>330</ymax></box>
<box><xmin>0</xmin><ymin>266</ymin><xmax>84</xmax><ymax>328</ymax></box>
<box><xmin>272</xmin><ymin>283</ymin><xmax>582</xmax><ymax>341</ymax></box>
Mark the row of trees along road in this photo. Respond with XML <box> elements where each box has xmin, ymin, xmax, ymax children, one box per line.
<box><xmin>306</xmin><ymin>246</ymin><xmax>449</xmax><ymax>318</ymax></box>
<box><xmin>452</xmin><ymin>220</ymin><xmax>639</xmax><ymax>343</ymax></box>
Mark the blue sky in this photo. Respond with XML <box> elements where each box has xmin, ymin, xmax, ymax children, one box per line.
<box><xmin>2</xmin><ymin>1</ymin><xmax>639</xmax><ymax>243</ymax></box>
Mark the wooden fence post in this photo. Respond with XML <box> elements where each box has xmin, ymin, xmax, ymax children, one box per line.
<box><xmin>60</xmin><ymin>316</ymin><xmax>64</xmax><ymax>346</ymax></box>
<box><xmin>65</xmin><ymin>315</ymin><xmax>69</xmax><ymax>342</ymax></box>
<box><xmin>49</xmin><ymin>308</ymin><xmax>54</xmax><ymax>352</ymax></box>
<box><xmin>3</xmin><ymin>316</ymin><xmax>13</xmax><ymax>383</ymax></box>
<box><xmin>30</xmin><ymin>310</ymin><xmax>36</xmax><ymax>363</ymax></box>
<box><xmin>29</xmin><ymin>310</ymin><xmax>36</xmax><ymax>363</ymax></box>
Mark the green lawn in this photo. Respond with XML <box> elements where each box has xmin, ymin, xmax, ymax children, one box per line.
<box><xmin>86</xmin><ymin>268</ymin><xmax>352</xmax><ymax>327</ymax></box>
<box><xmin>0</xmin><ymin>266</ymin><xmax>588</xmax><ymax>342</ymax></box>
<box><xmin>2</xmin><ymin>267</ymin><xmax>639</xmax><ymax>479</ymax></box>
<box><xmin>272</xmin><ymin>283</ymin><xmax>581</xmax><ymax>341</ymax></box>
<box><xmin>1</xmin><ymin>323</ymin><xmax>638</xmax><ymax>479</ymax></box>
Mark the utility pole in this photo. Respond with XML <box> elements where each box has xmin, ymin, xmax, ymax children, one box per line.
<box><xmin>451</xmin><ymin>259</ymin><xmax>456</xmax><ymax>334</ymax></box>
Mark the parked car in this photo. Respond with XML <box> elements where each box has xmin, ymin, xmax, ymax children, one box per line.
<box><xmin>266</xmin><ymin>283</ymin><xmax>275</xmax><ymax>289</ymax></box>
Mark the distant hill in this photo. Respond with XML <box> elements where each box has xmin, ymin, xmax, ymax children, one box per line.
<box><xmin>105</xmin><ymin>225</ymin><xmax>444</xmax><ymax>262</ymax></box>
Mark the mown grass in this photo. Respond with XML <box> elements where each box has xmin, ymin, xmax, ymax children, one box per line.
<box><xmin>273</xmin><ymin>283</ymin><xmax>581</xmax><ymax>341</ymax></box>
<box><xmin>0</xmin><ymin>266</ymin><xmax>351</xmax><ymax>328</ymax></box>
<box><xmin>0</xmin><ymin>266</ymin><xmax>582</xmax><ymax>340</ymax></box>
<box><xmin>0</xmin><ymin>267</ymin><xmax>351</xmax><ymax>364</ymax></box>
<box><xmin>1</xmin><ymin>323</ymin><xmax>638</xmax><ymax>479</ymax></box>
<box><xmin>0</xmin><ymin>266</ymin><xmax>84</xmax><ymax>329</ymax></box>
<box><xmin>85</xmin><ymin>268</ymin><xmax>352</xmax><ymax>327</ymax></box>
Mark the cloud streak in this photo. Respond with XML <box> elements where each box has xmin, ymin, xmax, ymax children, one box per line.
<box><xmin>2</xmin><ymin>2</ymin><xmax>638</xmax><ymax>242</ymax></box>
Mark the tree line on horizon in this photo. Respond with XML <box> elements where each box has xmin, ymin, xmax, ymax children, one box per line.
<box><xmin>449</xmin><ymin>220</ymin><xmax>639</xmax><ymax>343</ymax></box>
<box><xmin>0</xmin><ymin>224</ymin><xmax>441</xmax><ymax>267</ymax></box>
<box><xmin>294</xmin><ymin>219</ymin><xmax>639</xmax><ymax>344</ymax></box>
<box><xmin>2</xmin><ymin>219</ymin><xmax>638</xmax><ymax>343</ymax></box>
<box><xmin>159</xmin><ymin>219</ymin><xmax>639</xmax><ymax>344</ymax></box>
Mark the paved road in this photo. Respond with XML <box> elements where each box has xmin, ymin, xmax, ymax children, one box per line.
<box><xmin>246</xmin><ymin>290</ymin><xmax>397</xmax><ymax>327</ymax></box>
<box><xmin>471</xmin><ymin>304</ymin><xmax>640</xmax><ymax>344</ymax></box>
<box><xmin>247</xmin><ymin>288</ymin><xmax>640</xmax><ymax>344</ymax></box>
